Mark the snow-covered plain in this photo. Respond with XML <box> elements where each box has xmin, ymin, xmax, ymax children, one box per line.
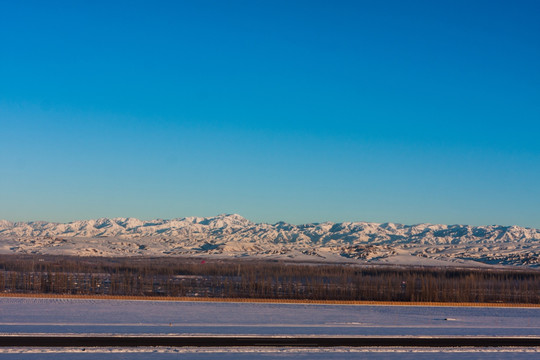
<box><xmin>1</xmin><ymin>346</ymin><xmax>539</xmax><ymax>360</ymax></box>
<box><xmin>0</xmin><ymin>297</ymin><xmax>538</xmax><ymax>358</ymax></box>
<box><xmin>0</xmin><ymin>297</ymin><xmax>539</xmax><ymax>336</ymax></box>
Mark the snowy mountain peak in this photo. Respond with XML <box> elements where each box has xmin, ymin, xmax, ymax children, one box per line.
<box><xmin>0</xmin><ymin>216</ymin><xmax>539</xmax><ymax>267</ymax></box>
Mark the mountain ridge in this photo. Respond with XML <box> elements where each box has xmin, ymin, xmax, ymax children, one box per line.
<box><xmin>1</xmin><ymin>214</ymin><xmax>539</xmax><ymax>267</ymax></box>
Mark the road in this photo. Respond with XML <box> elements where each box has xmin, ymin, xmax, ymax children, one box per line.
<box><xmin>1</xmin><ymin>335</ymin><xmax>539</xmax><ymax>347</ymax></box>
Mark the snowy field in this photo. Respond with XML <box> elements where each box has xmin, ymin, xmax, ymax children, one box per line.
<box><xmin>1</xmin><ymin>347</ymin><xmax>539</xmax><ymax>360</ymax></box>
<box><xmin>0</xmin><ymin>297</ymin><xmax>538</xmax><ymax>358</ymax></box>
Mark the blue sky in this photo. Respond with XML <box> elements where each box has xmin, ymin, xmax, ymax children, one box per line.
<box><xmin>1</xmin><ymin>0</ymin><xmax>539</xmax><ymax>227</ymax></box>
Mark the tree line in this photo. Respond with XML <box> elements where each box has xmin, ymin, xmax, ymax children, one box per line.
<box><xmin>0</xmin><ymin>254</ymin><xmax>538</xmax><ymax>303</ymax></box>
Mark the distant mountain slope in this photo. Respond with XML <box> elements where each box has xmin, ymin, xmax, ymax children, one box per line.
<box><xmin>1</xmin><ymin>214</ymin><xmax>539</xmax><ymax>267</ymax></box>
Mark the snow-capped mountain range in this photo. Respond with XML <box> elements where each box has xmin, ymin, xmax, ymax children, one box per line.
<box><xmin>1</xmin><ymin>214</ymin><xmax>539</xmax><ymax>267</ymax></box>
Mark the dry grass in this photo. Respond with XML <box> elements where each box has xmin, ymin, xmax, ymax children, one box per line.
<box><xmin>1</xmin><ymin>292</ymin><xmax>538</xmax><ymax>307</ymax></box>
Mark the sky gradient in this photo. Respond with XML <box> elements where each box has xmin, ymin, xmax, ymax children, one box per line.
<box><xmin>1</xmin><ymin>0</ymin><xmax>539</xmax><ymax>227</ymax></box>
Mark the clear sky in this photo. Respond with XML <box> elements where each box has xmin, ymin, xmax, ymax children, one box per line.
<box><xmin>1</xmin><ymin>0</ymin><xmax>539</xmax><ymax>227</ymax></box>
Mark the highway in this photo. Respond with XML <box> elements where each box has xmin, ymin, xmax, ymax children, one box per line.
<box><xmin>0</xmin><ymin>335</ymin><xmax>539</xmax><ymax>347</ymax></box>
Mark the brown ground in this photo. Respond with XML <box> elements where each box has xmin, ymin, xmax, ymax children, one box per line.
<box><xmin>1</xmin><ymin>292</ymin><xmax>538</xmax><ymax>307</ymax></box>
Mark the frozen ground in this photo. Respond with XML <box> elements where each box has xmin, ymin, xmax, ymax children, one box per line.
<box><xmin>0</xmin><ymin>347</ymin><xmax>539</xmax><ymax>360</ymax></box>
<box><xmin>0</xmin><ymin>297</ymin><xmax>538</xmax><ymax>336</ymax></box>
<box><xmin>0</xmin><ymin>297</ymin><xmax>538</xmax><ymax>358</ymax></box>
